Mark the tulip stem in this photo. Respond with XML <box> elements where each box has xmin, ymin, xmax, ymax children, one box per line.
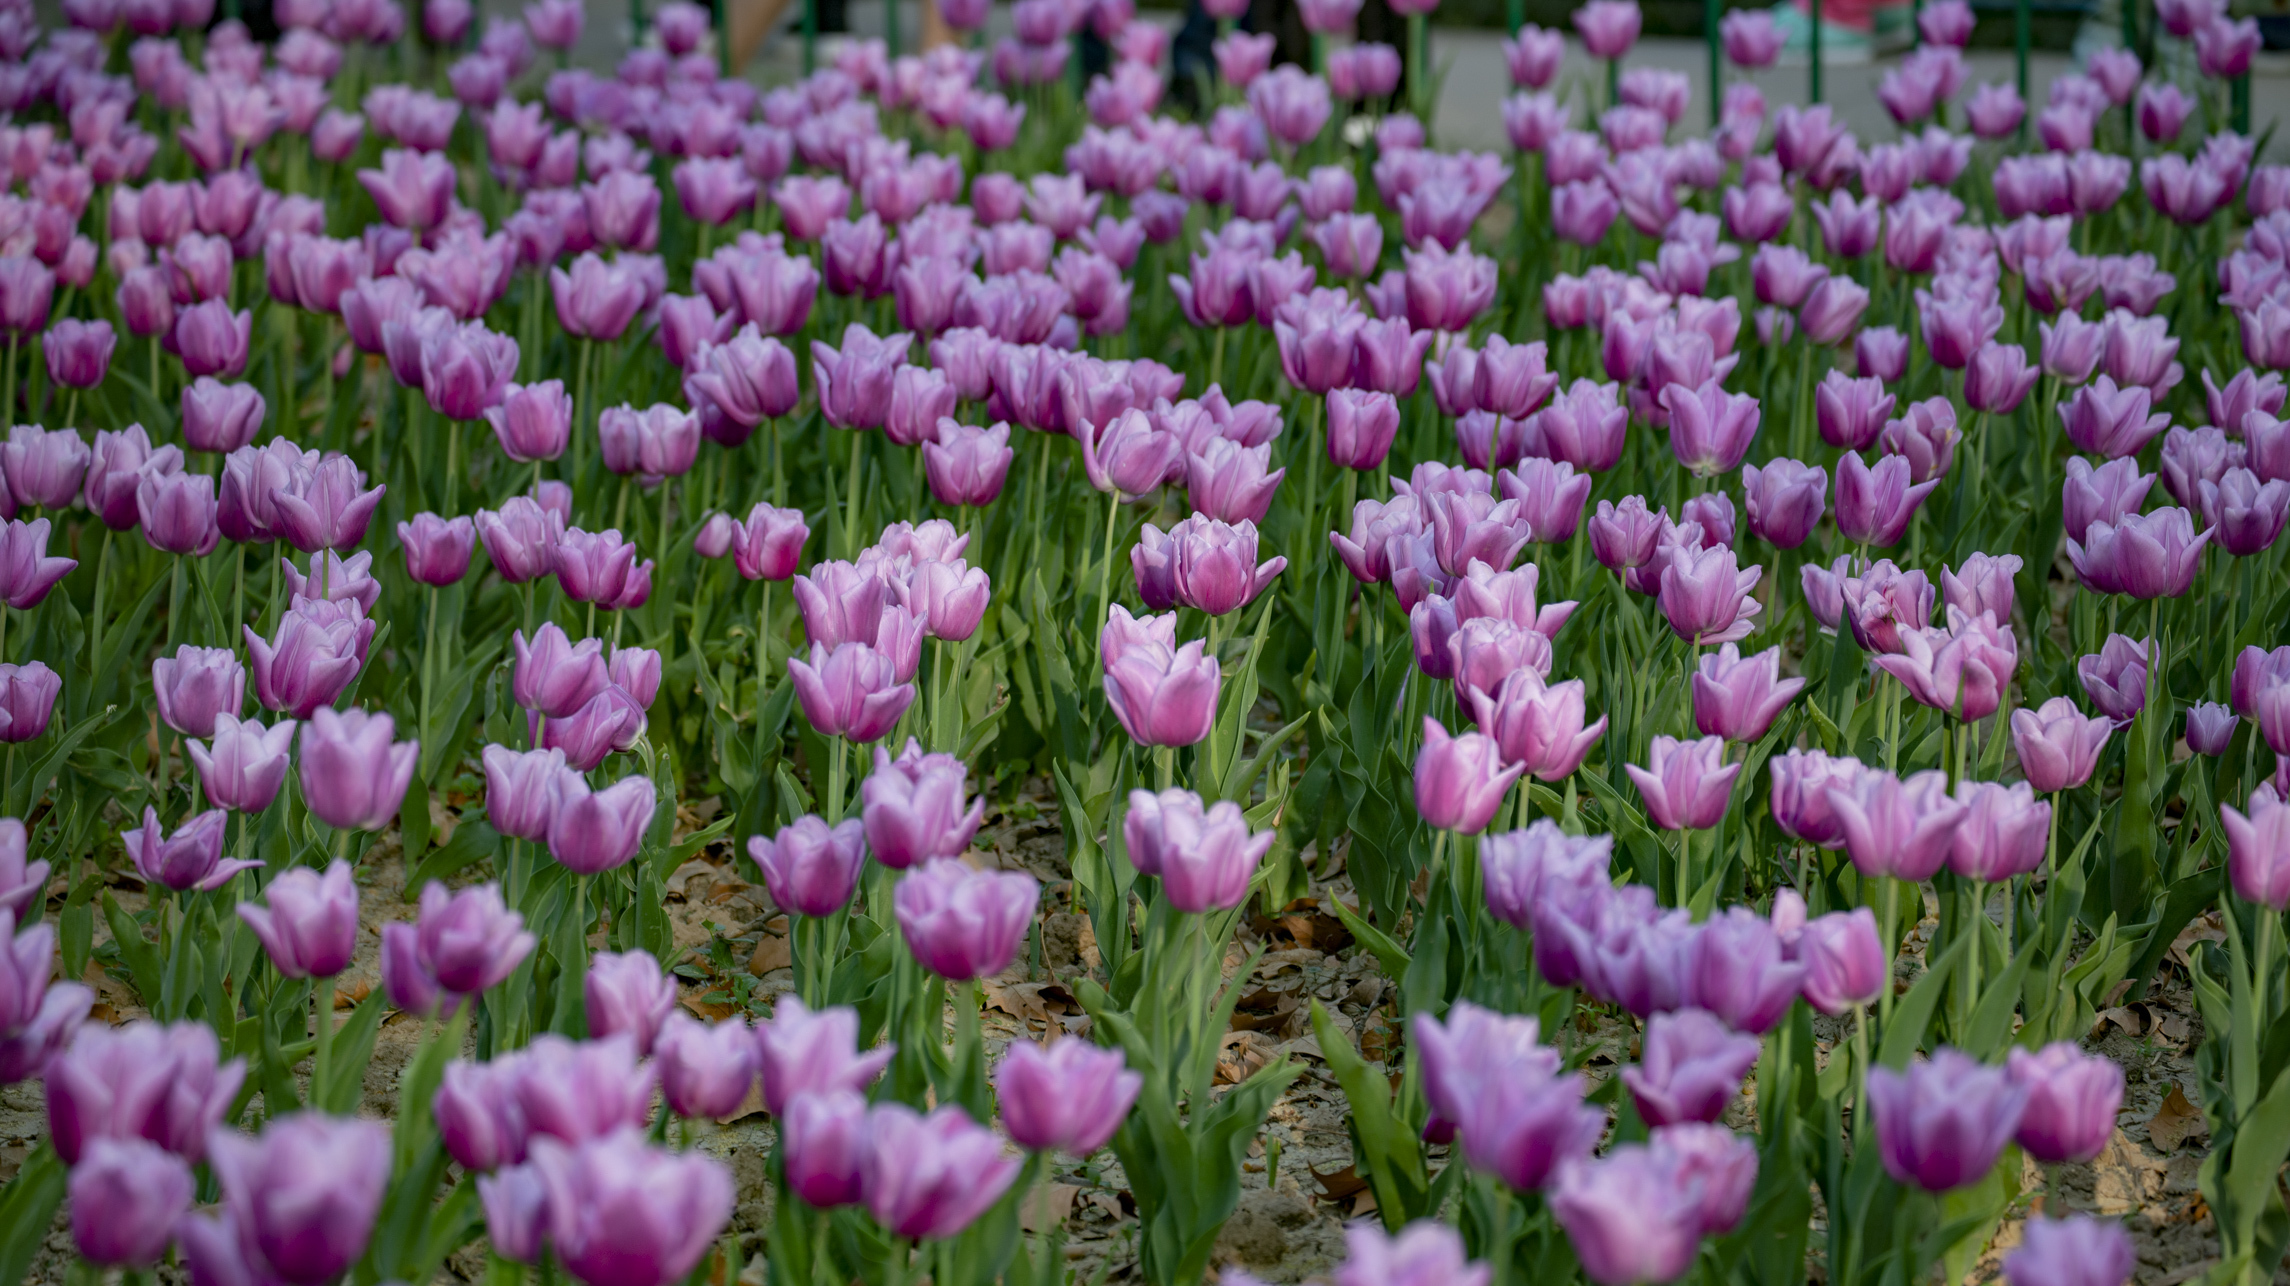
<box><xmin>1878</xmin><ymin>878</ymin><xmax>1898</xmax><ymax>1027</ymax></box>
<box><xmin>826</xmin><ymin>738</ymin><xmax>848</xmax><ymax>825</ymax></box>
<box><xmin>1849</xmin><ymin>1001</ymin><xmax>1870</xmax><ymax>1140</ymax></box>
<box><xmin>421</xmin><ymin>585</ymin><xmax>440</xmax><ymax>761</ymax></box>
<box><xmin>311</xmin><ymin>969</ymin><xmax>336</xmax><ymax>1111</ymax></box>
<box><xmin>166</xmin><ymin>553</ymin><xmax>185</xmax><ymax>654</ymax></box>
<box><xmin>770</xmin><ymin>416</ymin><xmax>784</xmax><ymax>507</ymax></box>
<box><xmin>2257</xmin><ymin>908</ymin><xmax>2276</xmax><ymax>1030</ymax></box>
<box><xmin>1092</xmin><ymin>489</ymin><xmax>1121</xmax><ymax>643</ymax></box>
<box><xmin>843</xmin><ymin>431</ymin><xmax>866</xmax><ymax>560</ymax></box>
<box><xmin>88</xmin><ymin>529</ymin><xmax>110</xmax><ymax>684</ymax></box>
<box><xmin>445</xmin><ymin>419</ymin><xmax>462</xmax><ymax>518</ymax></box>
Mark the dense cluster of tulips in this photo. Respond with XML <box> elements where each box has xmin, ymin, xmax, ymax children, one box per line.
<box><xmin>0</xmin><ymin>0</ymin><xmax>2283</xmax><ymax>1279</ymax></box>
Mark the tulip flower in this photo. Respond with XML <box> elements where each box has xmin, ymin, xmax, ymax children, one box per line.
<box><xmin>1949</xmin><ymin>781</ymin><xmax>2052</xmax><ymax>882</ymax></box>
<box><xmin>2006</xmin><ymin>1042</ymin><xmax>2123</xmax><ymax>1165</ymax></box>
<box><xmin>434</xmin><ymin>1061</ymin><xmax>528</xmax><ymax>1174</ymax></box>
<box><xmin>1656</xmin><ymin>541</ymin><xmax>1762</xmax><ymax>645</ymax></box>
<box><xmin>1800</xmin><ymin>908</ymin><xmax>1888</xmax><ymax>1014</ymax></box>
<box><xmin>1415</xmin><ymin>717</ymin><xmax>1527</xmax><ymax>834</ymax></box>
<box><xmin>1834</xmin><ymin>451</ymin><xmax>1939</xmax><ymax>548</ymax></box>
<box><xmin>70</xmin><ymin>1137</ymin><xmax>192</xmax><ymax>1268</ymax></box>
<box><xmin>893</xmin><ymin>857</ymin><xmax>1038</xmax><ymax>981</ymax></box>
<box><xmin>1621</xmin><ymin>1007</ymin><xmax>1760</xmax><ymax>1125</ymax></box>
<box><xmin>2077</xmin><ymin>633</ymin><xmax>2154</xmax><ymax>727</ymax></box>
<box><xmin>300</xmin><ymin>708</ymin><xmax>417</xmax><ymax>832</ymax></box>
<box><xmin>2003</xmin><ymin>1216</ymin><xmax>2135</xmax><ymax>1286</ymax></box>
<box><xmin>1628</xmin><ymin>734</ymin><xmax>1741</xmax><ymax>831</ymax></box>
<box><xmin>750</xmin><ymin>815</ymin><xmax>868</xmax><ymax>916</ymax></box>
<box><xmin>198</xmin><ymin>1113</ymin><xmax>393</xmax><ymax>1285</ymax></box>
<box><xmin>1769</xmin><ymin>749</ymin><xmax>1865</xmax><ymax>849</ymax></box>
<box><xmin>236</xmin><ymin>860</ymin><xmax>360</xmax><ymax>979</ymax></box>
<box><xmin>1866</xmin><ymin>1048</ymin><xmax>2028</xmax><ymax>1191</ymax></box>
<box><xmin>997</xmin><ymin>1037</ymin><xmax>1142</xmax><ymax>1157</ymax></box>
<box><xmin>1469</xmin><ymin>669</ymin><xmax>1606</xmax><ymax>782</ymax></box>
<box><xmin>530</xmin><ymin>1129</ymin><xmax>732</xmax><ymax>1286</ymax></box>
<box><xmin>1829</xmin><ymin>768</ymin><xmax>1965</xmax><ymax>881</ymax></box>
<box><xmin>546</xmin><ymin>773</ymin><xmax>654</xmax><ymax>875</ymax></box>
<box><xmin>2224</xmin><ymin>787</ymin><xmax>2290</xmax><ymax>910</ymax></box>
<box><xmin>586</xmin><ymin>949</ymin><xmax>678</xmax><ymax>1056</ymax></box>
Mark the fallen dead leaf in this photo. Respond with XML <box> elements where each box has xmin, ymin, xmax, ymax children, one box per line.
<box><xmin>1310</xmin><ymin>1163</ymin><xmax>1369</xmax><ymax>1204</ymax></box>
<box><xmin>682</xmin><ymin>989</ymin><xmax>740</xmax><ymax>1022</ymax></box>
<box><xmin>1216</xmin><ymin>1029</ymin><xmax>1279</xmax><ymax>1085</ymax></box>
<box><xmin>2170</xmin><ymin>910</ymin><xmax>2227</xmax><ymax>970</ymax></box>
<box><xmin>2148</xmin><ymin>1084</ymin><xmax>2210</xmax><ymax>1152</ymax></box>
<box><xmin>748</xmin><ymin>933</ymin><xmax>792</xmax><ymax>977</ymax></box>
<box><xmin>2092</xmin><ymin>1129</ymin><xmax>2167</xmax><ymax>1216</ymax></box>
<box><xmin>1020</xmin><ymin>1183</ymin><xmax>1081</xmax><ymax>1233</ymax></box>
<box><xmin>334</xmin><ymin>980</ymin><xmax>371</xmax><ymax>1010</ymax></box>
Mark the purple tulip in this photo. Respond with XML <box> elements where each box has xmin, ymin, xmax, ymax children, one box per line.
<box><xmin>395</xmin><ymin>511</ymin><xmax>476</xmax><ymax>587</ymax></box>
<box><xmin>1621</xmin><ymin>1007</ymin><xmax>1760</xmax><ymax>1125</ymax></box>
<box><xmin>434</xmin><ymin>1059</ymin><xmax>528</xmax><ymax>1173</ymax></box>
<box><xmin>235</xmin><ymin>859</ymin><xmax>360</xmax><ymax>979</ymax></box>
<box><xmin>135</xmin><ymin>462</ymin><xmax>218</xmax><ymax>557</ymax></box>
<box><xmin>478</xmin><ymin>380</ymin><xmax>572</xmax><ymax>464</ymax></box>
<box><xmin>1829</xmin><ymin>768</ymin><xmax>1965</xmax><ymax>881</ymax></box>
<box><xmin>242</xmin><ymin>597</ymin><xmax>370</xmax><ymax>720</ymax></box>
<box><xmin>530</xmin><ymin>1128</ymin><xmax>732</xmax><ymax>1286</ymax></box>
<box><xmin>420</xmin><ymin>320</ymin><xmax>520</xmax><ymax>421</ymax></box>
<box><xmin>0</xmin><ymin>428</ymin><xmax>91</xmax><ymax>515</ymax></box>
<box><xmin>1835</xmin><ymin>451</ymin><xmax>1939</xmax><ymax>548</ymax></box>
<box><xmin>777</xmin><ymin>1086</ymin><xmax>868</xmax><ymax>1208</ymax></box>
<box><xmin>750</xmin><ymin>814</ymin><xmax>867</xmax><ymax>916</ymax></box>
<box><xmin>1656</xmin><ymin>541</ymin><xmax>1762</xmax><ymax>645</ymax></box>
<box><xmin>1414</xmin><ymin>717</ymin><xmax>1526</xmax><ymax>834</ymax></box>
<box><xmin>171</xmin><ymin>298</ymin><xmax>252</xmax><ymax>378</ymax></box>
<box><xmin>1333</xmin><ymin>1222</ymin><xmax>1493</xmax><ymax>1286</ymax></box>
<box><xmin>858</xmin><ymin>1102</ymin><xmax>1022</xmax><ymax>1240</ymax></box>
<box><xmin>2004</xmin><ymin>696</ymin><xmax>2110</xmax><ymax>793</ymax></box>
<box><xmin>1627</xmin><ymin>734</ymin><xmax>1740</xmax><ymax>832</ymax></box>
<box><xmin>653</xmin><ymin>1011</ymin><xmax>757</xmax><ymax>1120</ymax></box>
<box><xmin>0</xmin><ymin>908</ymin><xmax>89</xmax><ymax>1084</ymax></box>
<box><xmin>299</xmin><ymin>708</ymin><xmax>416</xmax><ymax>832</ymax></box>
<box><xmin>892</xmin><ymin>856</ymin><xmax>1037</xmax><ymax>981</ymax></box>
<box><xmin>1740</xmin><ymin>459</ymin><xmax>1826</xmax><ymax>549</ymax></box>
<box><xmin>204</xmin><ymin>1112</ymin><xmax>393</xmax><ymax>1284</ymax></box>
<box><xmin>70</xmin><ymin>1137</ymin><xmax>192</xmax><ymax>1268</ymax></box>
<box><xmin>545</xmin><ymin>772</ymin><xmax>654</xmax><ymax>875</ymax></box>
<box><xmin>860</xmin><ymin>738</ymin><xmax>983</xmax><ymax>870</ymax></box>
<box><xmin>753</xmin><ymin>995</ymin><xmax>891</xmax><ymax>1116</ymax></box>
<box><xmin>732</xmin><ymin>503</ymin><xmax>810</xmax><ymax>581</ymax></box>
<box><xmin>1800</xmin><ymin>908</ymin><xmax>1887</xmax><ymax>1014</ymax></box>
<box><xmin>1123</xmin><ymin>787</ymin><xmax>1275</xmax><ymax>912</ymax></box>
<box><xmin>1469</xmin><ymin>670</ymin><xmax>1606</xmax><ymax>782</ymax></box>
<box><xmin>2224</xmin><ymin>787</ymin><xmax>2290</xmax><ymax>910</ymax></box>
<box><xmin>1692</xmin><ymin>643</ymin><xmax>1806</xmax><ymax>743</ymax></box>
<box><xmin>924</xmin><ymin>421</ymin><xmax>1014</xmax><ymax>507</ymax></box>
<box><xmin>1769</xmin><ymin>748</ymin><xmax>1866</xmax><ymax>849</ymax></box>
<box><xmin>585</xmin><ymin>948</ymin><xmax>677</xmax><ymax>1056</ymax></box>
<box><xmin>2059</xmin><ymin>375</ymin><xmax>2171</xmax><ymax>459</ymax></box>
<box><xmin>1949</xmin><ymin>780</ymin><xmax>2051</xmax><ymax>882</ymax></box>
<box><xmin>2006</xmin><ymin>1042</ymin><xmax>2123</xmax><ymax>1165</ymax></box>
<box><xmin>1867</xmin><ymin>1048</ymin><xmax>2028</xmax><ymax>1191</ymax></box>
<box><xmin>789</xmin><ymin>641</ymin><xmax>916</xmax><ymax>744</ymax></box>
<box><xmin>997</xmin><ymin>1036</ymin><xmax>1141</xmax><ymax>1156</ymax></box>
<box><xmin>814</xmin><ymin>323</ymin><xmax>912</xmax><ymax>432</ymax></box>
<box><xmin>2004</xmin><ymin>1216</ymin><xmax>2136</xmax><ymax>1286</ymax></box>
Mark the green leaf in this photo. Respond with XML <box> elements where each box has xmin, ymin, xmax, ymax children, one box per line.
<box><xmin>12</xmin><ymin>705</ymin><xmax>123</xmax><ymax>817</ymax></box>
<box><xmin>324</xmin><ymin>982</ymin><xmax>390</xmax><ymax>1115</ymax></box>
<box><xmin>1309</xmin><ymin>1000</ymin><xmax>1429</xmax><ymax>1231</ymax></box>
<box><xmin>406</xmin><ymin>821</ymin><xmax>502</xmax><ymax>899</ymax></box>
<box><xmin>1879</xmin><ymin>924</ymin><xmax>1971</xmax><ymax>1069</ymax></box>
<box><xmin>102</xmin><ymin>890</ymin><xmax>162</xmax><ymax>1008</ymax></box>
<box><xmin>1323</xmin><ymin>892</ymin><xmax>1410</xmax><ymax>986</ymax></box>
<box><xmin>0</xmin><ymin>1141</ymin><xmax>65</xmax><ymax>1286</ymax></box>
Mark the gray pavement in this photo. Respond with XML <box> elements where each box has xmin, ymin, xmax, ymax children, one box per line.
<box><xmin>516</xmin><ymin>0</ymin><xmax>2290</xmax><ymax>158</ymax></box>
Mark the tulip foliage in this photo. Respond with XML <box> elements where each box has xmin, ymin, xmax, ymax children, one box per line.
<box><xmin>0</xmin><ymin>0</ymin><xmax>2284</xmax><ymax>1283</ymax></box>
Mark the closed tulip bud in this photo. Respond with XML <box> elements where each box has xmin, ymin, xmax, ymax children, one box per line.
<box><xmin>2205</xmin><ymin>469</ymin><xmax>2290</xmax><ymax>557</ymax></box>
<box><xmin>1662</xmin><ymin>380</ymin><xmax>1760</xmax><ymax>478</ymax></box>
<box><xmin>396</xmin><ymin>511</ymin><xmax>476</xmax><ymax>587</ymax></box>
<box><xmin>1324</xmin><ymin>387</ymin><xmax>1400</xmax><ymax>471</ymax></box>
<box><xmin>585</xmin><ymin>949</ymin><xmax>677</xmax><ymax>1056</ymax></box>
<box><xmin>512</xmin><ymin>623</ymin><xmax>608</xmax><ymax>720</ymax></box>
<box><xmin>171</xmin><ymin>298</ymin><xmax>252</xmax><ymax>378</ymax></box>
<box><xmin>1800</xmin><ymin>907</ymin><xmax>1887</xmax><ymax>1013</ymax></box>
<box><xmin>1334</xmin><ymin>1222</ymin><xmax>1494</xmax><ymax>1286</ymax></box>
<box><xmin>1966</xmin><ymin>340</ymin><xmax>2041</xmax><ymax>413</ymax></box>
<box><xmin>1734</xmin><ymin>457</ymin><xmax>1824</xmax><ymax>549</ymax></box>
<box><xmin>0</xmin><ymin>430</ymin><xmax>89</xmax><ymax>521</ymax></box>
<box><xmin>814</xmin><ymin>323</ymin><xmax>912</xmax><ymax>431</ymax></box>
<box><xmin>1415</xmin><ymin>717</ymin><xmax>1527</xmax><ymax>834</ymax></box>
<box><xmin>1099</xmin><ymin>606</ymin><xmax>1218</xmax><ymax>747</ymax></box>
<box><xmin>2008</xmin><ymin>696</ymin><xmax>2110</xmax><ymax>792</ymax></box>
<box><xmin>530</xmin><ymin>1129</ymin><xmax>732</xmax><ymax>1286</ymax></box>
<box><xmin>135</xmin><ymin>464</ymin><xmax>218</xmax><ymax>556</ymax></box>
<box><xmin>147</xmin><ymin>643</ymin><xmax>240</xmax><ymax>739</ymax></box>
<box><xmin>2224</xmin><ymin>787</ymin><xmax>2290</xmax><ymax>909</ymax></box>
<box><xmin>434</xmin><ymin>1060</ymin><xmax>528</xmax><ymax>1174</ymax></box>
<box><xmin>729</xmin><ymin>502</ymin><xmax>808</xmax><ymax>581</ymax></box>
<box><xmin>299</xmin><ymin>708</ymin><xmax>417</xmax><ymax>832</ymax></box>
<box><xmin>1768</xmin><ymin>748</ymin><xmax>1865</xmax><ymax>849</ymax></box>
<box><xmin>997</xmin><ymin>1037</ymin><xmax>1141</xmax><ymax>1157</ymax></box>
<box><xmin>1949</xmin><ymin>780</ymin><xmax>2051</xmax><ymax>882</ymax></box>
<box><xmin>545</xmin><ymin>773</ymin><xmax>654</xmax><ymax>875</ymax></box>
<box><xmin>235</xmin><ymin>859</ymin><xmax>359</xmax><ymax>979</ymax></box>
<box><xmin>1468</xmin><ymin>669</ymin><xmax>1606</xmax><ymax>782</ymax></box>
<box><xmin>753</xmin><ymin>995</ymin><xmax>892</xmax><ymax>1116</ymax></box>
<box><xmin>1800</xmin><ymin>275</ymin><xmax>1872</xmax><ymax>346</ymax></box>
<box><xmin>923</xmin><ymin>421</ymin><xmax>1014</xmax><ymax>508</ymax></box>
<box><xmin>749</xmin><ymin>814</ymin><xmax>867</xmax><ymax>917</ymax></box>
<box><xmin>1868</xmin><ymin>1049</ymin><xmax>2028</xmax><ymax>1191</ymax></box>
<box><xmin>2006</xmin><ymin>1043</ymin><xmax>2123</xmax><ymax>1165</ymax></box>
<box><xmin>2188</xmin><ymin>701</ymin><xmax>2240</xmax><ymax>756</ymax></box>
<box><xmin>43</xmin><ymin>317</ymin><xmax>115</xmax><ymax>391</ymax></box>
<box><xmin>893</xmin><ymin>857</ymin><xmax>1037</xmax><ymax>981</ymax></box>
<box><xmin>184</xmin><ymin>713</ymin><xmax>294</xmax><ymax>814</ymax></box>
<box><xmin>2004</xmin><ymin>1216</ymin><xmax>2136</xmax><ymax>1286</ymax></box>
<box><xmin>475</xmin><ymin>379</ymin><xmax>571</xmax><ymax>464</ymax></box>
<box><xmin>70</xmin><ymin>1137</ymin><xmax>192</xmax><ymax>1268</ymax></box>
<box><xmin>857</xmin><ymin>1102</ymin><xmax>1022</xmax><ymax>1241</ymax></box>
<box><xmin>1816</xmin><ymin>371</ymin><xmax>1896</xmax><ymax>451</ymax></box>
<box><xmin>649</xmin><ymin>1011</ymin><xmax>755</xmax><ymax>1120</ymax></box>
<box><xmin>1829</xmin><ymin>767</ymin><xmax>1965</xmax><ymax>881</ymax></box>
<box><xmin>1622</xmin><ymin>1007</ymin><xmax>1760</xmax><ymax>1126</ymax></box>
<box><xmin>1657</xmin><ymin>541</ymin><xmax>1763</xmax><ymax>645</ymax></box>
<box><xmin>0</xmin><ymin>661</ymin><xmax>59</xmax><ymax>744</ymax></box>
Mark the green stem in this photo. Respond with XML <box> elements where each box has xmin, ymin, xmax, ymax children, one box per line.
<box><xmin>843</xmin><ymin>431</ymin><xmax>866</xmax><ymax>560</ymax></box>
<box><xmin>1093</xmin><ymin>489</ymin><xmax>1122</xmax><ymax>643</ymax></box>
<box><xmin>826</xmin><ymin>737</ymin><xmax>848</xmax><ymax>825</ymax></box>
<box><xmin>1879</xmin><ymin>878</ymin><xmax>1899</xmax><ymax>1027</ymax></box>
<box><xmin>312</xmin><ymin>970</ymin><xmax>337</xmax><ymax>1109</ymax></box>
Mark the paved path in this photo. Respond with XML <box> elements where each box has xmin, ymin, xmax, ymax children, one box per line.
<box><xmin>511</xmin><ymin>0</ymin><xmax>2290</xmax><ymax>158</ymax></box>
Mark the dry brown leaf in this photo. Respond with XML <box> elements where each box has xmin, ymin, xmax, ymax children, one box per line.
<box><xmin>748</xmin><ymin>931</ymin><xmax>792</xmax><ymax>976</ymax></box>
<box><xmin>1215</xmin><ymin>1029</ymin><xmax>1279</xmax><ymax>1085</ymax></box>
<box><xmin>1020</xmin><ymin>1183</ymin><xmax>1081</xmax><ymax>1233</ymax></box>
<box><xmin>333</xmin><ymin>980</ymin><xmax>370</xmax><ymax>1010</ymax></box>
<box><xmin>1310</xmin><ymin>1163</ymin><xmax>1369</xmax><ymax>1203</ymax></box>
<box><xmin>2169</xmin><ymin>910</ymin><xmax>2227</xmax><ymax>970</ymax></box>
<box><xmin>2148</xmin><ymin>1084</ymin><xmax>2210</xmax><ymax>1152</ymax></box>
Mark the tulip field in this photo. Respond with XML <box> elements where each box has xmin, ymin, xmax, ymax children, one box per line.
<box><xmin>0</xmin><ymin>0</ymin><xmax>2287</xmax><ymax>1279</ymax></box>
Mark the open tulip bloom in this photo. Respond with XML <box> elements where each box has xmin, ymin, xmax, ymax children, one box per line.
<box><xmin>2</xmin><ymin>6</ymin><xmax>2287</xmax><ymax>1284</ymax></box>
